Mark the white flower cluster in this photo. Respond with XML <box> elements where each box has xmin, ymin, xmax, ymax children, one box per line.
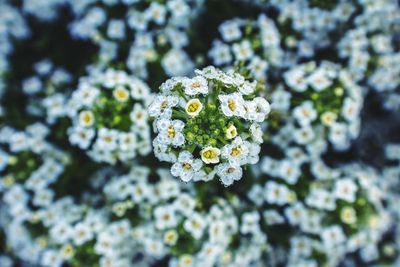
<box><xmin>209</xmin><ymin>14</ymin><xmax>283</xmax><ymax>80</ymax></box>
<box><xmin>250</xmin><ymin>147</ymin><xmax>394</xmax><ymax>266</ymax></box>
<box><xmin>1</xmin><ymin>0</ymin><xmax>400</xmax><ymax>266</ymax></box>
<box><xmin>0</xmin><ymin>165</ymin><xmax>268</xmax><ymax>267</ymax></box>
<box><xmin>66</xmin><ymin>68</ymin><xmax>152</xmax><ymax>164</ymax></box>
<box><xmin>68</xmin><ymin>0</ymin><xmax>203</xmax><ymax>79</ymax></box>
<box><xmin>21</xmin><ymin>59</ymin><xmax>73</xmax><ymax>123</ymax></box>
<box><xmin>0</xmin><ymin>2</ymin><xmax>29</xmax><ymax>96</ymax></box>
<box><xmin>0</xmin><ymin>125</ymin><xmax>67</xmax><ymax>223</ymax></box>
<box><xmin>337</xmin><ymin>0</ymin><xmax>400</xmax><ymax>110</ymax></box>
<box><xmin>270</xmin><ymin>61</ymin><xmax>363</xmax><ymax>151</ymax></box>
<box><xmin>150</xmin><ymin>66</ymin><xmax>270</xmax><ymax>186</ymax></box>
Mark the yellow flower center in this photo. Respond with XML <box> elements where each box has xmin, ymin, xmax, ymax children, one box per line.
<box><xmin>167</xmin><ymin>126</ymin><xmax>175</xmax><ymax>138</ymax></box>
<box><xmin>228</xmin><ymin>99</ymin><xmax>237</xmax><ymax>111</ymax></box>
<box><xmin>231</xmin><ymin>147</ymin><xmax>241</xmax><ymax>157</ymax></box>
<box><xmin>191</xmin><ymin>81</ymin><xmax>201</xmax><ymax>88</ymax></box>
<box><xmin>182</xmin><ymin>163</ymin><xmax>192</xmax><ymax>170</ymax></box>
<box><xmin>113</xmin><ymin>87</ymin><xmax>129</xmax><ymax>102</ymax></box>
<box><xmin>203</xmin><ymin>150</ymin><xmax>216</xmax><ymax>159</ymax></box>
<box><xmin>80</xmin><ymin>111</ymin><xmax>94</xmax><ymax>125</ymax></box>
<box><xmin>187</xmin><ymin>102</ymin><xmax>200</xmax><ymax>113</ymax></box>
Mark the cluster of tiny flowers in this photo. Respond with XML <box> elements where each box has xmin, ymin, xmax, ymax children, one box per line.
<box><xmin>337</xmin><ymin>0</ymin><xmax>400</xmax><ymax>110</ymax></box>
<box><xmin>21</xmin><ymin>59</ymin><xmax>73</xmax><ymax>123</ymax></box>
<box><xmin>0</xmin><ymin>124</ymin><xmax>68</xmax><ymax>238</ymax></box>
<box><xmin>269</xmin><ymin>61</ymin><xmax>363</xmax><ymax>151</ymax></box>
<box><xmin>68</xmin><ymin>0</ymin><xmax>203</xmax><ymax>80</ymax></box>
<box><xmin>247</xmin><ymin>146</ymin><xmax>394</xmax><ymax>266</ymax></box>
<box><xmin>0</xmin><ymin>2</ymin><xmax>29</xmax><ymax>96</ymax></box>
<box><xmin>66</xmin><ymin>68</ymin><xmax>152</xmax><ymax>164</ymax></box>
<box><xmin>1</xmin><ymin>0</ymin><xmax>400</xmax><ymax>266</ymax></box>
<box><xmin>150</xmin><ymin>66</ymin><xmax>270</xmax><ymax>186</ymax></box>
<box><xmin>0</xmin><ymin>165</ymin><xmax>269</xmax><ymax>267</ymax></box>
<box><xmin>209</xmin><ymin>14</ymin><xmax>283</xmax><ymax>81</ymax></box>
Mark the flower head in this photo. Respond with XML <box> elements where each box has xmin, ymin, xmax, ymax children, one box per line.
<box><xmin>67</xmin><ymin>68</ymin><xmax>153</xmax><ymax>164</ymax></box>
<box><xmin>150</xmin><ymin>66</ymin><xmax>270</xmax><ymax>186</ymax></box>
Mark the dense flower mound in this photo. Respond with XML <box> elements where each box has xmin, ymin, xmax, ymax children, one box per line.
<box><xmin>0</xmin><ymin>165</ymin><xmax>268</xmax><ymax>267</ymax></box>
<box><xmin>249</xmin><ymin>149</ymin><xmax>394</xmax><ymax>266</ymax></box>
<box><xmin>66</xmin><ymin>68</ymin><xmax>153</xmax><ymax>164</ymax></box>
<box><xmin>20</xmin><ymin>59</ymin><xmax>73</xmax><ymax>122</ymax></box>
<box><xmin>0</xmin><ymin>124</ymin><xmax>67</xmax><ymax>221</ymax></box>
<box><xmin>269</xmin><ymin>61</ymin><xmax>363</xmax><ymax>151</ymax></box>
<box><xmin>150</xmin><ymin>66</ymin><xmax>270</xmax><ymax>186</ymax></box>
<box><xmin>68</xmin><ymin>0</ymin><xmax>203</xmax><ymax>80</ymax></box>
<box><xmin>209</xmin><ymin>14</ymin><xmax>284</xmax><ymax>80</ymax></box>
<box><xmin>1</xmin><ymin>0</ymin><xmax>400</xmax><ymax>266</ymax></box>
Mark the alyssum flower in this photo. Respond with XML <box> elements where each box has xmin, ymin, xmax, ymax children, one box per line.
<box><xmin>67</xmin><ymin>68</ymin><xmax>153</xmax><ymax>164</ymax></box>
<box><xmin>150</xmin><ymin>66</ymin><xmax>270</xmax><ymax>186</ymax></box>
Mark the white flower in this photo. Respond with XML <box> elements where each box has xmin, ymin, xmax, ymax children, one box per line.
<box><xmin>50</xmin><ymin>222</ymin><xmax>73</xmax><ymax>245</ymax></box>
<box><xmin>216</xmin><ymin>163</ymin><xmax>243</xmax><ymax>186</ymax></box>
<box><xmin>293</xmin><ymin>126</ymin><xmax>315</xmax><ymax>145</ymax></box>
<box><xmin>225</xmin><ymin>124</ymin><xmax>237</xmax><ymax>140</ymax></box>
<box><xmin>340</xmin><ymin>207</ymin><xmax>357</xmax><ymax>224</ymax></box>
<box><xmin>162</xmin><ymin>49</ymin><xmax>194</xmax><ymax>77</ymax></box>
<box><xmin>293</xmin><ymin>101</ymin><xmax>317</xmax><ymax>126</ymax></box>
<box><xmin>183</xmin><ymin>76</ymin><xmax>208</xmax><ymax>95</ymax></box>
<box><xmin>103</xmin><ymin>69</ymin><xmax>128</xmax><ymax>88</ymax></box>
<box><xmin>334</xmin><ymin>178</ymin><xmax>358</xmax><ymax>202</ymax></box>
<box><xmin>271</xmin><ymin>88</ymin><xmax>291</xmax><ymax>111</ymax></box>
<box><xmin>284</xmin><ymin>68</ymin><xmax>307</xmax><ymax>92</ymax></box>
<box><xmin>171</xmin><ymin>151</ymin><xmax>203</xmax><ymax>182</ymax></box>
<box><xmin>118</xmin><ymin>132</ymin><xmax>137</xmax><ymax>151</ymax></box>
<box><xmin>240</xmin><ymin>211</ymin><xmax>260</xmax><ymax>234</ymax></box>
<box><xmin>264</xmin><ymin>181</ymin><xmax>293</xmax><ymax>206</ymax></box>
<box><xmin>219</xmin><ymin>20</ymin><xmax>242</xmax><ymax>42</ymax></box>
<box><xmin>154</xmin><ymin>205</ymin><xmax>178</xmax><ymax>230</ymax></box>
<box><xmin>321</xmin><ymin>111</ymin><xmax>338</xmax><ymax>126</ymax></box>
<box><xmin>146</xmin><ymin>2</ymin><xmax>166</xmax><ymax>25</ymax></box>
<box><xmin>148</xmin><ymin>95</ymin><xmax>179</xmax><ymax>119</ymax></box>
<box><xmin>41</xmin><ymin>250</ymin><xmax>63</xmax><ymax>267</ymax></box>
<box><xmin>113</xmin><ymin>86</ymin><xmax>130</xmax><ymax>102</ymax></box>
<box><xmin>232</xmin><ymin>40</ymin><xmax>254</xmax><ymax>61</ymax></box>
<box><xmin>306</xmin><ymin>188</ymin><xmax>336</xmax><ymax>211</ymax></box>
<box><xmin>130</xmin><ymin>103</ymin><xmax>148</xmax><ymax>126</ymax></box>
<box><xmin>342</xmin><ymin>97</ymin><xmax>361</xmax><ymax>122</ymax></box>
<box><xmin>278</xmin><ymin>160</ymin><xmax>300</xmax><ymax>184</ymax></box>
<box><xmin>200</xmin><ymin>146</ymin><xmax>221</xmax><ymax>164</ymax></box>
<box><xmin>284</xmin><ymin>203</ymin><xmax>307</xmax><ymax>225</ymax></box>
<box><xmin>163</xmin><ymin>230</ymin><xmax>179</xmax><ymax>246</ymax></box>
<box><xmin>221</xmin><ymin>137</ymin><xmax>250</xmax><ymax>166</ymax></box>
<box><xmin>107</xmin><ymin>19</ymin><xmax>125</xmax><ymax>39</ymax></box>
<box><xmin>329</xmin><ymin>122</ymin><xmax>349</xmax><ymax>148</ymax></box>
<box><xmin>185</xmin><ymin>99</ymin><xmax>203</xmax><ymax>117</ymax></box>
<box><xmin>244</xmin><ymin>97</ymin><xmax>271</xmax><ymax>122</ymax></box>
<box><xmin>209</xmin><ymin>41</ymin><xmax>232</xmax><ymax>66</ymax></box>
<box><xmin>321</xmin><ymin>225</ymin><xmax>346</xmax><ymax>249</ymax></box>
<box><xmin>183</xmin><ymin>212</ymin><xmax>207</xmax><ymax>239</ymax></box>
<box><xmin>218</xmin><ymin>93</ymin><xmax>246</xmax><ymax>117</ymax></box>
<box><xmin>157</xmin><ymin>119</ymin><xmax>185</xmax><ymax>147</ymax></box>
<box><xmin>78</xmin><ymin>110</ymin><xmax>95</xmax><ymax>127</ymax></box>
<box><xmin>73</xmin><ymin>222</ymin><xmax>93</xmax><ymax>246</ymax></box>
<box><xmin>68</xmin><ymin>126</ymin><xmax>95</xmax><ymax>149</ymax></box>
<box><xmin>307</xmin><ymin>68</ymin><xmax>333</xmax><ymax>91</ymax></box>
<box><xmin>96</xmin><ymin>128</ymin><xmax>118</xmax><ymax>151</ymax></box>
